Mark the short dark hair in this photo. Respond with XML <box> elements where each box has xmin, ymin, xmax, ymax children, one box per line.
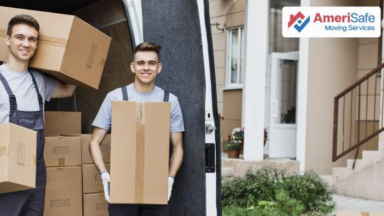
<box><xmin>133</xmin><ymin>42</ymin><xmax>162</xmax><ymax>60</ymax></box>
<box><xmin>7</xmin><ymin>14</ymin><xmax>40</xmax><ymax>36</ymax></box>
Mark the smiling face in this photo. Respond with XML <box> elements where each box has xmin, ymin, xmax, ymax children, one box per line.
<box><xmin>5</xmin><ymin>24</ymin><xmax>38</xmax><ymax>63</ymax></box>
<box><xmin>130</xmin><ymin>51</ymin><xmax>162</xmax><ymax>86</ymax></box>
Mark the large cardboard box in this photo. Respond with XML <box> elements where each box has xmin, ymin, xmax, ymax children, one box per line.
<box><xmin>81</xmin><ymin>134</ymin><xmax>111</xmax><ymax>164</ymax></box>
<box><xmin>0</xmin><ymin>123</ymin><xmax>37</xmax><ymax>194</ymax></box>
<box><xmin>44</xmin><ymin>136</ymin><xmax>81</xmax><ymax>167</ymax></box>
<box><xmin>45</xmin><ymin>112</ymin><xmax>81</xmax><ymax>137</ymax></box>
<box><xmin>83</xmin><ymin>164</ymin><xmax>110</xmax><ymax>194</ymax></box>
<box><xmin>110</xmin><ymin>101</ymin><xmax>170</xmax><ymax>204</ymax></box>
<box><xmin>83</xmin><ymin>193</ymin><xmax>108</xmax><ymax>216</ymax></box>
<box><xmin>44</xmin><ymin>167</ymin><xmax>82</xmax><ymax>216</ymax></box>
<box><xmin>0</xmin><ymin>6</ymin><xmax>111</xmax><ymax>89</ymax></box>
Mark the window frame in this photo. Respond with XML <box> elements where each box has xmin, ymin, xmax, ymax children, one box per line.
<box><xmin>226</xmin><ymin>26</ymin><xmax>245</xmax><ymax>89</ymax></box>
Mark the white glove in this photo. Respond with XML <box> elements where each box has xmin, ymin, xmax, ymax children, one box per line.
<box><xmin>168</xmin><ymin>176</ymin><xmax>174</xmax><ymax>201</ymax></box>
<box><xmin>101</xmin><ymin>171</ymin><xmax>110</xmax><ymax>203</ymax></box>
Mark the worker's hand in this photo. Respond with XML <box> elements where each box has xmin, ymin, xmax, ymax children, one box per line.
<box><xmin>101</xmin><ymin>171</ymin><xmax>110</xmax><ymax>202</ymax></box>
<box><xmin>168</xmin><ymin>176</ymin><xmax>174</xmax><ymax>201</ymax></box>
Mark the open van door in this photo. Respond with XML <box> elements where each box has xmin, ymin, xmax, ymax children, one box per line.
<box><xmin>0</xmin><ymin>0</ymin><xmax>222</xmax><ymax>215</ymax></box>
<box><xmin>124</xmin><ymin>1</ymin><xmax>222</xmax><ymax>215</ymax></box>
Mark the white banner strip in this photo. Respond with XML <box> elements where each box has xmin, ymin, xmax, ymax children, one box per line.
<box><xmin>282</xmin><ymin>7</ymin><xmax>381</xmax><ymax>38</ymax></box>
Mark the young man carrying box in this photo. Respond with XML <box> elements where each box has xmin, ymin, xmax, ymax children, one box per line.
<box><xmin>0</xmin><ymin>15</ymin><xmax>77</xmax><ymax>216</ymax></box>
<box><xmin>90</xmin><ymin>42</ymin><xmax>184</xmax><ymax>216</ymax></box>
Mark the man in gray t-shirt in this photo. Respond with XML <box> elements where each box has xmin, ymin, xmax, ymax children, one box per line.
<box><xmin>92</xmin><ymin>83</ymin><xmax>184</xmax><ymax>133</ymax></box>
<box><xmin>90</xmin><ymin>42</ymin><xmax>184</xmax><ymax>216</ymax></box>
<box><xmin>0</xmin><ymin>66</ymin><xmax>57</xmax><ymax>123</ymax></box>
<box><xmin>0</xmin><ymin>14</ymin><xmax>77</xmax><ymax>216</ymax></box>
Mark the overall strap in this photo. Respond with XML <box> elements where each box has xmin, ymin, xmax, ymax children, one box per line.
<box><xmin>29</xmin><ymin>71</ymin><xmax>44</xmax><ymax>111</ymax></box>
<box><xmin>163</xmin><ymin>90</ymin><xmax>169</xmax><ymax>102</ymax></box>
<box><xmin>121</xmin><ymin>86</ymin><xmax>128</xmax><ymax>101</ymax></box>
<box><xmin>0</xmin><ymin>72</ymin><xmax>17</xmax><ymax>111</ymax></box>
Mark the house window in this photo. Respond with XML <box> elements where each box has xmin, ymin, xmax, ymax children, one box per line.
<box><xmin>227</xmin><ymin>27</ymin><xmax>245</xmax><ymax>88</ymax></box>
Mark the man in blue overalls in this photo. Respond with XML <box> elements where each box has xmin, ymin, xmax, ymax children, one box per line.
<box><xmin>90</xmin><ymin>42</ymin><xmax>184</xmax><ymax>216</ymax></box>
<box><xmin>0</xmin><ymin>14</ymin><xmax>77</xmax><ymax>216</ymax></box>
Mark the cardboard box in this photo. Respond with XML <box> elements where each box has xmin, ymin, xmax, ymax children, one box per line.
<box><xmin>44</xmin><ymin>167</ymin><xmax>82</xmax><ymax>216</ymax></box>
<box><xmin>0</xmin><ymin>6</ymin><xmax>111</xmax><ymax>89</ymax></box>
<box><xmin>44</xmin><ymin>136</ymin><xmax>81</xmax><ymax>167</ymax></box>
<box><xmin>81</xmin><ymin>134</ymin><xmax>111</xmax><ymax>164</ymax></box>
<box><xmin>45</xmin><ymin>112</ymin><xmax>81</xmax><ymax>137</ymax></box>
<box><xmin>83</xmin><ymin>164</ymin><xmax>110</xmax><ymax>194</ymax></box>
<box><xmin>337</xmin><ymin>212</ymin><xmax>384</xmax><ymax>216</ymax></box>
<box><xmin>110</xmin><ymin>101</ymin><xmax>170</xmax><ymax>204</ymax></box>
<box><xmin>0</xmin><ymin>123</ymin><xmax>37</xmax><ymax>194</ymax></box>
<box><xmin>83</xmin><ymin>193</ymin><xmax>108</xmax><ymax>216</ymax></box>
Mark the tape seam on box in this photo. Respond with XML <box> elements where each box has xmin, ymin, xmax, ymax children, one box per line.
<box><xmin>135</xmin><ymin>102</ymin><xmax>145</xmax><ymax>203</ymax></box>
<box><xmin>17</xmin><ymin>143</ymin><xmax>25</xmax><ymax>166</ymax></box>
<box><xmin>0</xmin><ymin>30</ymin><xmax>68</xmax><ymax>47</ymax></box>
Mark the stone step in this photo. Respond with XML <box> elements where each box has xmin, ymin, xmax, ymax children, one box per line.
<box><xmin>333</xmin><ymin>167</ymin><xmax>351</xmax><ymax>183</ymax></box>
<box><xmin>379</xmin><ymin>140</ymin><xmax>384</xmax><ymax>151</ymax></box>
<box><xmin>362</xmin><ymin>150</ymin><xmax>384</xmax><ymax>162</ymax></box>
<box><xmin>334</xmin><ymin>150</ymin><xmax>383</xmax><ymax>183</ymax></box>
<box><xmin>345</xmin><ymin>151</ymin><xmax>382</xmax><ymax>170</ymax></box>
<box><xmin>346</xmin><ymin>159</ymin><xmax>363</xmax><ymax>170</ymax></box>
<box><xmin>321</xmin><ymin>175</ymin><xmax>333</xmax><ymax>187</ymax></box>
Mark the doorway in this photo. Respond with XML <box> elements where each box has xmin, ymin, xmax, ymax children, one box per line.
<box><xmin>268</xmin><ymin>52</ymin><xmax>299</xmax><ymax>158</ymax></box>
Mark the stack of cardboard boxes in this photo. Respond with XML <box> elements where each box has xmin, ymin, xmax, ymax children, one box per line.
<box><xmin>81</xmin><ymin>134</ymin><xmax>110</xmax><ymax>216</ymax></box>
<box><xmin>44</xmin><ymin>111</ymin><xmax>109</xmax><ymax>216</ymax></box>
<box><xmin>44</xmin><ymin>112</ymin><xmax>83</xmax><ymax>216</ymax></box>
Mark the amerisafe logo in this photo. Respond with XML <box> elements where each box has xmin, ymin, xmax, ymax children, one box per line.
<box><xmin>288</xmin><ymin>12</ymin><xmax>310</xmax><ymax>32</ymax></box>
<box><xmin>282</xmin><ymin>7</ymin><xmax>381</xmax><ymax>38</ymax></box>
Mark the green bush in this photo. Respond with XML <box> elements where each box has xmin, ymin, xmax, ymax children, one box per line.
<box><xmin>222</xmin><ymin>166</ymin><xmax>335</xmax><ymax>216</ymax></box>
<box><xmin>282</xmin><ymin>171</ymin><xmax>335</xmax><ymax>215</ymax></box>
<box><xmin>223</xmin><ymin>190</ymin><xmax>304</xmax><ymax>216</ymax></box>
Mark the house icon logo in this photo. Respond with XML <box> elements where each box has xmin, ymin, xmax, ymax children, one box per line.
<box><xmin>288</xmin><ymin>12</ymin><xmax>310</xmax><ymax>32</ymax></box>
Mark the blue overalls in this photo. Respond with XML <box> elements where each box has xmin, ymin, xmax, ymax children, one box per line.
<box><xmin>108</xmin><ymin>86</ymin><xmax>170</xmax><ymax>216</ymax></box>
<box><xmin>0</xmin><ymin>70</ymin><xmax>47</xmax><ymax>216</ymax></box>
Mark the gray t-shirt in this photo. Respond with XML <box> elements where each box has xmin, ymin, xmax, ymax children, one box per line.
<box><xmin>0</xmin><ymin>65</ymin><xmax>58</xmax><ymax>124</ymax></box>
<box><xmin>92</xmin><ymin>83</ymin><xmax>185</xmax><ymax>133</ymax></box>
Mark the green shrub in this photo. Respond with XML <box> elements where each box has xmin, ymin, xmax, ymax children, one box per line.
<box><xmin>222</xmin><ymin>166</ymin><xmax>286</xmax><ymax>207</ymax></box>
<box><xmin>282</xmin><ymin>171</ymin><xmax>335</xmax><ymax>215</ymax></box>
<box><xmin>221</xmin><ymin>166</ymin><xmax>335</xmax><ymax>215</ymax></box>
<box><xmin>223</xmin><ymin>190</ymin><xmax>304</xmax><ymax>216</ymax></box>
